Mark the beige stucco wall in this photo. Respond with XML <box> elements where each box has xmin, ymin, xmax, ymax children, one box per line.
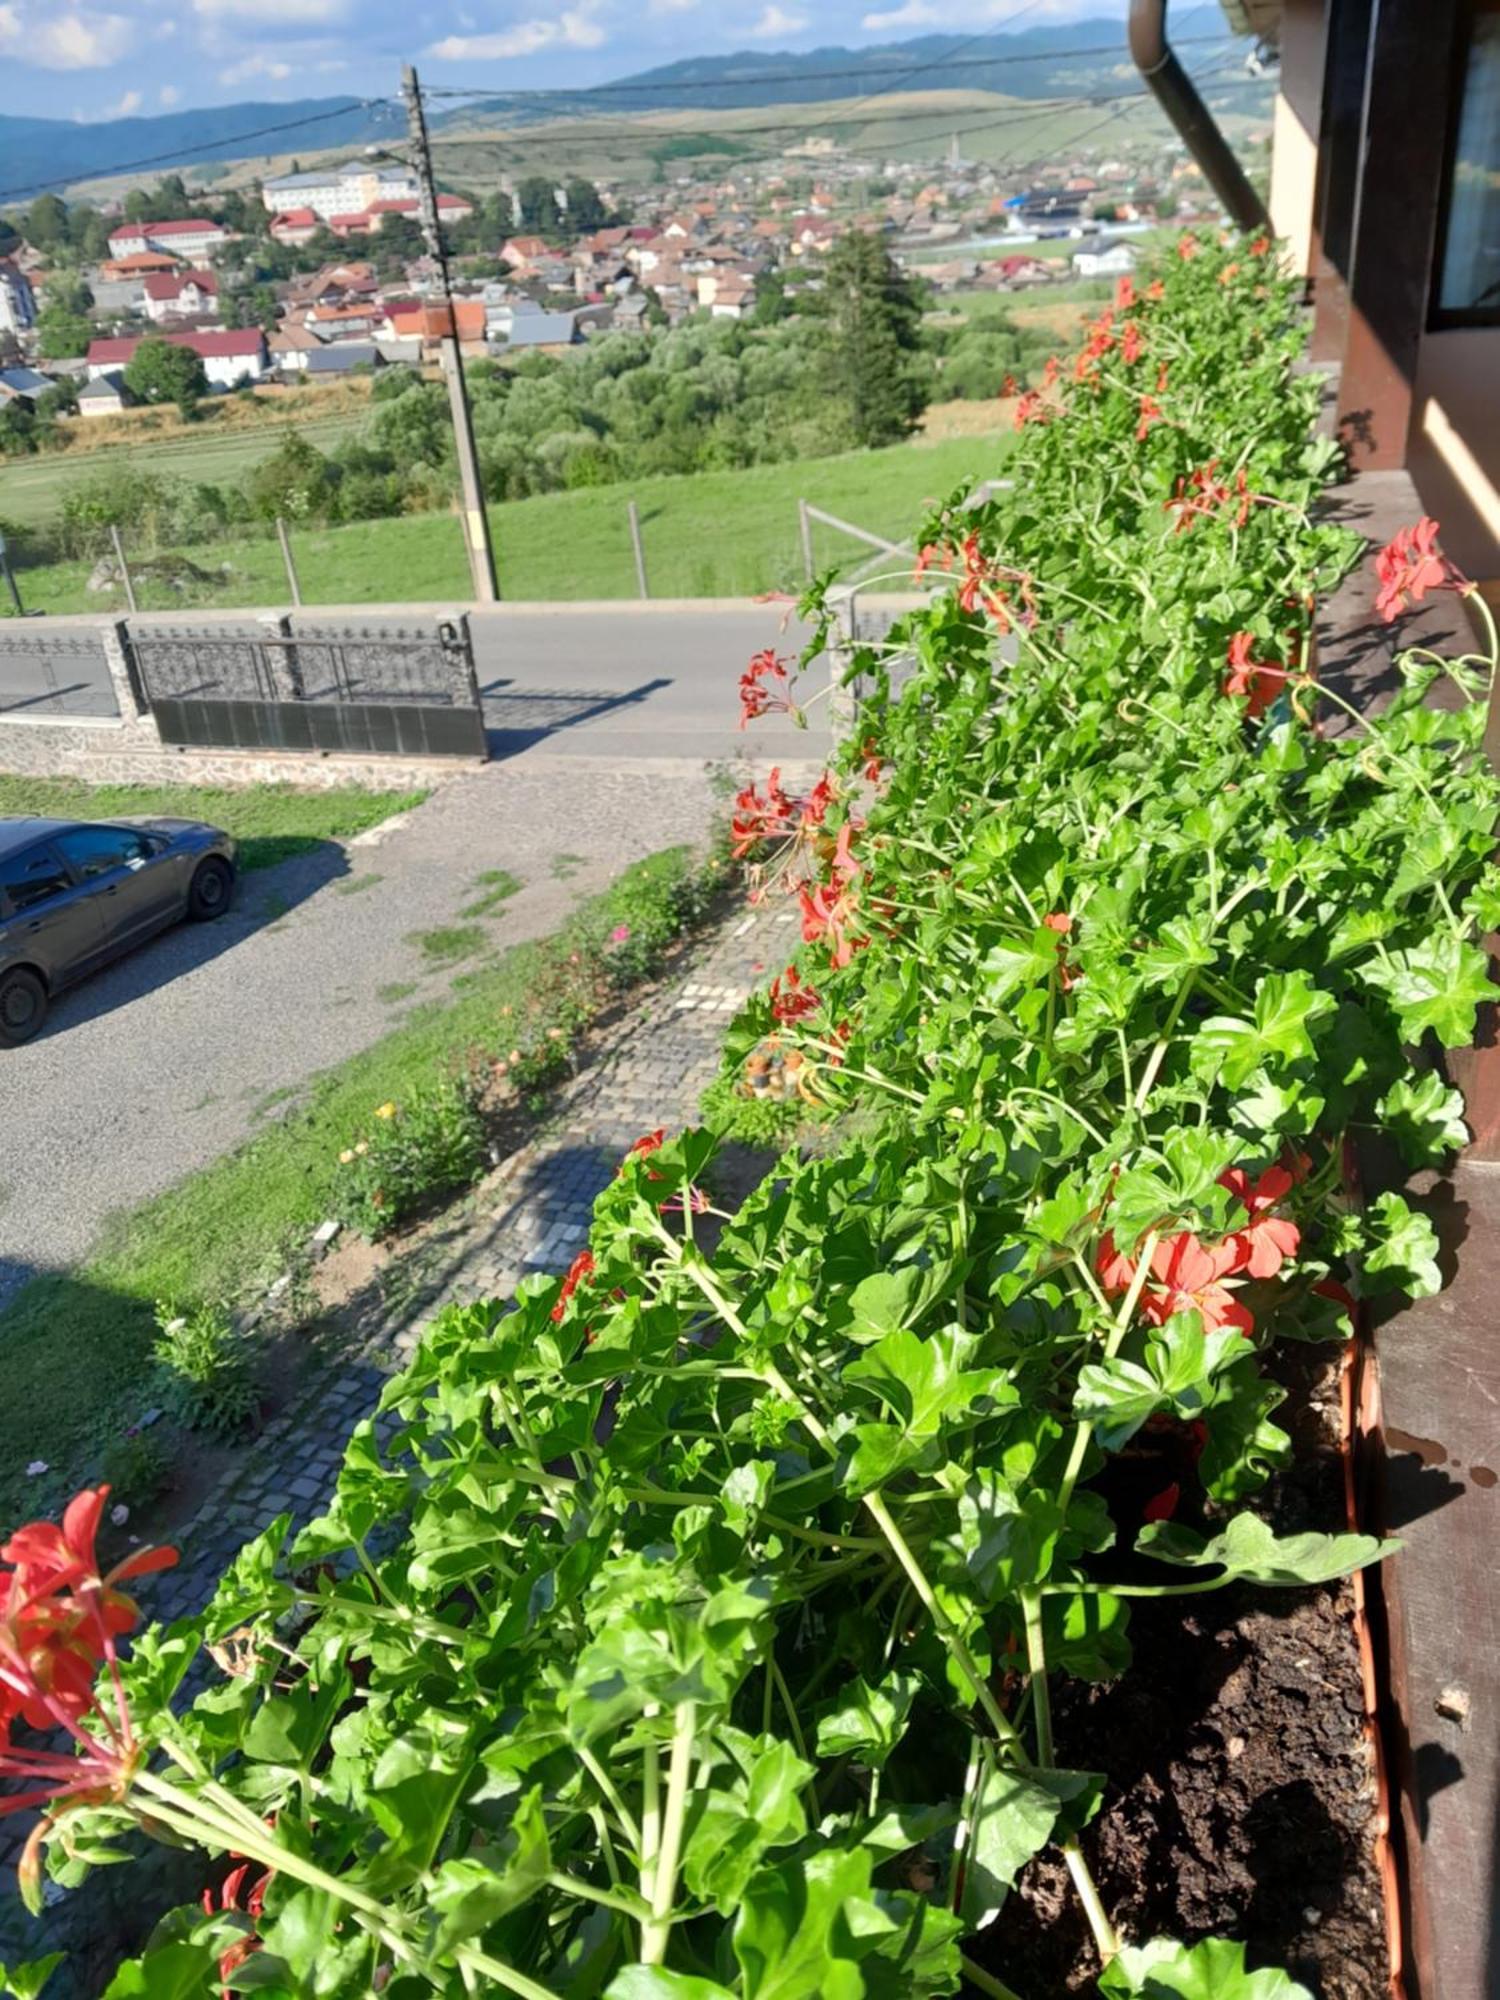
<box><xmin>1268</xmin><ymin>0</ymin><xmax>1328</xmax><ymax>275</ymax></box>
<box><xmin>1408</xmin><ymin>329</ymin><xmax>1500</xmax><ymax>581</ymax></box>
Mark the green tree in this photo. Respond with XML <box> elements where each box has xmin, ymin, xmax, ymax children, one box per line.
<box><xmin>563</xmin><ymin>178</ymin><xmax>607</xmax><ymax>232</ymax></box>
<box><xmin>24</xmin><ymin>193</ymin><xmax>68</xmax><ymax>250</ymax></box>
<box><xmin>124</xmin><ymin>337</ymin><xmax>208</xmax><ymax>419</ymax></box>
<box><xmin>0</xmin><ymin>215</ymin><xmax>19</xmax><ymax>258</ymax></box>
<box><xmin>816</xmin><ymin>229</ymin><xmax>930</xmax><ymax>448</ymax></box>
<box><xmin>515</xmin><ymin>176</ymin><xmax>560</xmax><ymax>234</ymax></box>
<box><xmin>246</xmin><ymin>433</ymin><xmax>337</xmax><ymax>521</ymax></box>
<box><xmin>35</xmin><ymin>306</ymin><xmax>95</xmax><ymax>360</ymax></box>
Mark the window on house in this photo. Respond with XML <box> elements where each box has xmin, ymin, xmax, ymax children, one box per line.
<box><xmin>1435</xmin><ymin>3</ymin><xmax>1500</xmax><ymax>321</ymax></box>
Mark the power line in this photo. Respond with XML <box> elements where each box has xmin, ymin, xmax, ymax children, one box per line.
<box><xmin>422</xmin><ymin>65</ymin><xmax>1259</xmax><ymax>160</ymax></box>
<box><xmin>0</xmin><ymin>98</ymin><xmax>392</xmax><ymax>208</ymax></box>
<box><xmin>418</xmin><ymin>34</ymin><xmax>1230</xmax><ymax>105</ymax></box>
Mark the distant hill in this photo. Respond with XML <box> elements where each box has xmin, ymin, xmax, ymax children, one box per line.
<box><xmin>0</xmin><ymin>98</ymin><xmax>390</xmax><ymax>206</ymax></box>
<box><xmin>433</xmin><ymin>10</ymin><xmax>1239</xmax><ymax>127</ymax></box>
<box><xmin>0</xmin><ymin>10</ymin><xmax>1244</xmax><ymax>206</ymax></box>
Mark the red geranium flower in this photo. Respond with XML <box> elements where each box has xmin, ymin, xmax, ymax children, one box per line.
<box><xmin>1223</xmin><ymin>631</ymin><xmax>1288</xmax><ymax>721</ymax></box>
<box><xmin>1219</xmin><ymin>1164</ymin><xmax>1301</xmax><ymax>1279</ymax></box>
<box><xmin>629</xmin><ymin>1129</ymin><xmax>666</xmax><ymax>1157</ymax></box>
<box><xmin>550</xmin><ymin>1249</ymin><xmax>595</xmax><ymax>1322</ymax></box>
<box><xmin>1165</xmin><ymin>460</ymin><xmax>1254</xmax><ymax>536</ymax></box>
<box><xmin>1115</xmin><ymin>276</ymin><xmax>1136</xmax><ymax>312</ymax></box>
<box><xmin>1013</xmin><ymin>391</ymin><xmax>1049</xmax><ymax>430</ymax></box>
<box><xmin>1121</xmin><ymin>321</ymin><xmax>1143</xmax><ymax>367</ymax></box>
<box><xmin>1001</xmin><ymin>371</ymin><xmax>1018</xmax><ymax>397</ymax></box>
<box><xmin>1373</xmin><ymin>517</ymin><xmax>1466</xmax><ymax>622</ymax></box>
<box><xmin>1136</xmin><ymin>394</ymin><xmax>1164</xmax><ymax>442</ymax></box>
<box><xmin>730</xmin><ymin>768</ymin><xmax>794</xmax><ymax>856</ymax></box>
<box><xmin>738</xmin><ymin>649</ymin><xmax>800</xmax><ymax>728</ymax></box>
<box><xmin>1177</xmin><ymin>233</ymin><xmax>1199</xmax><ymax>260</ymax></box>
<box><xmin>1147</xmin><ymin>279</ymin><xmax>1165</xmax><ymax>302</ymax></box>
<box><xmin>1139</xmin><ymin>1231</ymin><xmax>1254</xmax><ymax>1336</ymax></box>
<box><xmin>204</xmin><ymin>1862</ymin><xmax>271</xmax><ymax>2000</ymax></box>
<box><xmin>1249</xmin><ymin>234</ymin><xmax>1271</xmax><ymax>257</ymax></box>
<box><xmin>770</xmin><ymin>965</ymin><xmax>821</xmax><ymax>1022</ymax></box>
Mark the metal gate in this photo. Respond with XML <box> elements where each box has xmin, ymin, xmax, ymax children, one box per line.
<box><xmin>126</xmin><ymin>617</ymin><xmax>487</xmax><ymax>759</ymax></box>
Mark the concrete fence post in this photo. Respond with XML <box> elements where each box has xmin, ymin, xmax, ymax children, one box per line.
<box><xmin>109</xmin><ymin>524</ymin><xmax>138</xmax><ymax>616</ymax></box>
<box><xmin>827</xmin><ymin>588</ymin><xmax>859</xmax><ymax>749</ymax></box>
<box><xmin>799</xmin><ymin>497</ymin><xmax>815</xmax><ymax>584</ymax></box>
<box><xmin>101</xmin><ymin>617</ymin><xmax>147</xmax><ymax>724</ymax></box>
<box><xmin>256</xmin><ymin>611</ymin><xmax>301</xmax><ymax>701</ymax></box>
<box><xmin>276</xmin><ymin>516</ymin><xmax>303</xmax><ymax>608</ymax></box>
<box><xmin>627</xmin><ymin>500</ymin><xmax>649</xmax><ymax>600</ymax></box>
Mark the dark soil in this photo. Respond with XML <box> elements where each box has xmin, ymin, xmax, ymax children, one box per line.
<box><xmin>971</xmin><ymin>1349</ymin><xmax>1389</xmax><ymax>1999</ymax></box>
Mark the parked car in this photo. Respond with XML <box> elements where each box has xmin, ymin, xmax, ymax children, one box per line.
<box><xmin>0</xmin><ymin>815</ymin><xmax>237</xmax><ymax>1046</ymax></box>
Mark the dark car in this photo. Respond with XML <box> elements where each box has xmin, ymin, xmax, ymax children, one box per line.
<box><xmin>0</xmin><ymin>815</ymin><xmax>237</xmax><ymax>1046</ymax></box>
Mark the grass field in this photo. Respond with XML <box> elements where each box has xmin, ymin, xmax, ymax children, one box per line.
<box><xmin>0</xmin><ymin>777</ymin><xmax>424</xmax><ymax>870</ymax></box>
<box><xmin>2</xmin><ymin>431</ymin><xmax>1013</xmax><ymax>614</ymax></box>
<box><xmin>0</xmin><ymin>404</ymin><xmax>373</xmax><ymax>529</ymax></box>
<box><xmin>0</xmin><ymin>846</ymin><xmax>705</xmax><ymax>1527</ymax></box>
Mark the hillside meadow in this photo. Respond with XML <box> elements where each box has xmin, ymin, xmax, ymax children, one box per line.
<box><xmin>1</xmin><ymin>428</ymin><xmax>1013</xmax><ymax>612</ymax></box>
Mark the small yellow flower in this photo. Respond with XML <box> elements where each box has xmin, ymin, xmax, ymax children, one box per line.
<box><xmin>547</xmin><ymin>1027</ymin><xmax>564</xmax><ymax>1040</ymax></box>
<box><xmin>509</xmin><ymin>1048</ymin><xmax>521</xmax><ymax>1064</ymax></box>
<box><xmin>339</xmin><ymin>1148</ymin><xmax>355</xmax><ymax>1165</ymax></box>
<box><xmin>355</xmin><ymin>1140</ymin><xmax>369</xmax><ymax>1156</ymax></box>
<box><xmin>374</xmin><ymin>1101</ymin><xmax>398</xmax><ymax>1120</ymax></box>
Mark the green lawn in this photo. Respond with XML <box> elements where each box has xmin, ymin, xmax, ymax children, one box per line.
<box><xmin>2</xmin><ymin>434</ymin><xmax>1012</xmax><ymax>615</ymax></box>
<box><xmin>0</xmin><ymin>777</ymin><xmax>424</xmax><ymax>871</ymax></box>
<box><xmin>0</xmin><ymin>845</ymin><xmax>708</xmax><ymax>1529</ymax></box>
<box><xmin>0</xmin><ymin>409</ymin><xmax>371</xmax><ymax>530</ymax></box>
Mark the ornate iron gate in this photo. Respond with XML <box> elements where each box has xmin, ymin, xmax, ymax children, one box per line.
<box><xmin>126</xmin><ymin>618</ymin><xmax>486</xmax><ymax>759</ymax></box>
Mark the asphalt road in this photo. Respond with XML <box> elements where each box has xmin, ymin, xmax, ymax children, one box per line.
<box><xmin>0</xmin><ymin>599</ymin><xmax>876</xmax><ymax>1299</ymax></box>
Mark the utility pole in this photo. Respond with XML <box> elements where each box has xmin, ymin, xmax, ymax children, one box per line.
<box><xmin>402</xmin><ymin>62</ymin><xmax>499</xmax><ymax>604</ymax></box>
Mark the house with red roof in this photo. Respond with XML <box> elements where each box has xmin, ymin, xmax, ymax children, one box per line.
<box><xmin>85</xmin><ymin>328</ymin><xmax>267</xmax><ymax>388</ymax></box>
<box><xmin>142</xmin><ymin>269</ymin><xmax>218</xmax><ymax>323</ymax></box>
<box><xmin>269</xmin><ymin>209</ymin><xmax>321</xmax><ymax>248</ymax></box>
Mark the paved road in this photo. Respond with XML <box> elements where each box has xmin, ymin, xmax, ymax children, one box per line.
<box><xmin>0</xmin><ymin>599</ymin><xmax>882</xmax><ymax>1300</ymax></box>
<box><xmin>0</xmin><ymin>597</ymin><xmax>911</xmax><ymax>755</ymax></box>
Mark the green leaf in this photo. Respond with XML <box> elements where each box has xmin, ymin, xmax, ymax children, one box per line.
<box><xmin>1377</xmin><ymin>1071</ymin><xmax>1469</xmax><ymax>1166</ymax></box>
<box><xmin>99</xmin><ymin>1946</ymin><xmax>215</xmax><ymax>2000</ymax></box>
<box><xmin>1363</xmin><ymin>933</ymin><xmax>1494</xmax><ymax>1046</ymax></box>
<box><xmin>814</xmin><ymin>1671</ymin><xmax>920</xmax><ymax>1770</ymax></box>
<box><xmin>607</xmin><ymin>1974</ymin><xmax>737</xmax><ymax>2000</ymax></box>
<box><xmin>844</xmin><ymin>1326</ymin><xmax>1013</xmax><ymax>1438</ymax></box>
<box><xmin>430</xmin><ymin>1787</ymin><xmax>552</xmax><ymax>1952</ymax></box>
<box><xmin>961</xmin><ymin>1764</ymin><xmax>1101</xmax><ymax>1927</ymax></box>
<box><xmin>733</xmin><ymin>1848</ymin><xmax>875</xmax><ymax>2000</ymax></box>
<box><xmin>1099</xmin><ymin>1934</ymin><xmax>1314</xmax><ymax>1998</ymax></box>
<box><xmin>1136</xmin><ymin>1511</ymin><xmax>1396</xmax><ymax>1587</ymax></box>
<box><xmin>0</xmin><ymin>1957</ymin><xmax>64</xmax><ymax>2000</ymax></box>
<box><xmin>1193</xmin><ymin>972</ymin><xmax>1335</xmax><ymax>1088</ymax></box>
<box><xmin>1362</xmin><ymin>1190</ymin><xmax>1442</xmax><ymax>1298</ymax></box>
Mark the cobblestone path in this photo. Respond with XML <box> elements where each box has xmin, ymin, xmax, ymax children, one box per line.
<box><xmin>0</xmin><ymin>889</ymin><xmax>796</xmax><ymax>1981</ymax></box>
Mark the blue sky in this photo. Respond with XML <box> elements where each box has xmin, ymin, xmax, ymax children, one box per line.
<box><xmin>0</xmin><ymin>0</ymin><xmax>1132</xmax><ymax>122</ymax></box>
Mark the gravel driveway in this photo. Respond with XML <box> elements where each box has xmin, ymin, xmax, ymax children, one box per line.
<box><xmin>0</xmin><ymin>752</ymin><xmax>778</xmax><ymax>1302</ymax></box>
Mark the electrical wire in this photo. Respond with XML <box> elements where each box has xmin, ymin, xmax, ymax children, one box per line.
<box><xmin>0</xmin><ymin>98</ymin><xmax>392</xmax><ymax>207</ymax></box>
<box><xmin>421</xmin><ymin>63</ymin><xmax>1259</xmax><ymax>162</ymax></box>
<box><xmin>417</xmin><ymin>34</ymin><xmax>1229</xmax><ymax>105</ymax></box>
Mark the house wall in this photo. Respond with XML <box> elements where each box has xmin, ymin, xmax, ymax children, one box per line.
<box><xmin>1408</xmin><ymin>329</ymin><xmax>1500</xmax><ymax>581</ymax></box>
<box><xmin>1268</xmin><ymin>0</ymin><xmax>1328</xmax><ymax>276</ymax></box>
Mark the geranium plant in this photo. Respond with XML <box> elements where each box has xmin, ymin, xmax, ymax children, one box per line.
<box><xmin>5</xmin><ymin>233</ymin><xmax>1496</xmax><ymax>2000</ymax></box>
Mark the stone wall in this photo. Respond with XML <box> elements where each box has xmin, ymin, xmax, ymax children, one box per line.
<box><xmin>0</xmin><ymin>713</ymin><xmax>468</xmax><ymax>790</ymax></box>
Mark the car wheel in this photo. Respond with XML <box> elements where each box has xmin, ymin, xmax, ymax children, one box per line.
<box><xmin>0</xmin><ymin>967</ymin><xmax>47</xmax><ymax>1047</ymax></box>
<box><xmin>188</xmin><ymin>858</ymin><xmax>234</xmax><ymax>921</ymax></box>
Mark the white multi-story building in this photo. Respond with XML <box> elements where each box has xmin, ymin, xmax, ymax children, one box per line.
<box><xmin>107</xmin><ymin>219</ymin><xmax>230</xmax><ymax>262</ymax></box>
<box><xmin>0</xmin><ymin>259</ymin><xmax>36</xmax><ymax>335</ymax></box>
<box><xmin>260</xmin><ymin>162</ymin><xmax>419</xmax><ymax>221</ymax></box>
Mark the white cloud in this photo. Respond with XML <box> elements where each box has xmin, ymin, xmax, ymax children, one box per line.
<box><xmin>194</xmin><ymin>0</ymin><xmax>348</xmax><ymax>18</ymax></box>
<box><xmin>0</xmin><ymin>2</ymin><xmax>19</xmax><ymax>46</ymax></box>
<box><xmin>648</xmin><ymin>0</ymin><xmax>701</xmax><ymax>11</ymax></box>
<box><xmin>217</xmin><ymin>51</ymin><xmax>293</xmax><ymax>84</ymax></box>
<box><xmin>862</xmin><ymin>0</ymin><xmax>940</xmax><ymax>25</ymax></box>
<box><xmin>426</xmin><ymin>7</ymin><xmax>606</xmax><ymax>60</ymax></box>
<box><xmin>159</xmin><ymin>82</ymin><xmax>180</xmax><ymax>103</ymax></box>
<box><xmin>745</xmin><ymin>4</ymin><xmax>808</xmax><ymax>36</ymax></box>
<box><xmin>104</xmin><ymin>86</ymin><xmax>141</xmax><ymax>115</ymax></box>
<box><xmin>20</xmin><ymin>8</ymin><xmax>132</xmax><ymax>67</ymax></box>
